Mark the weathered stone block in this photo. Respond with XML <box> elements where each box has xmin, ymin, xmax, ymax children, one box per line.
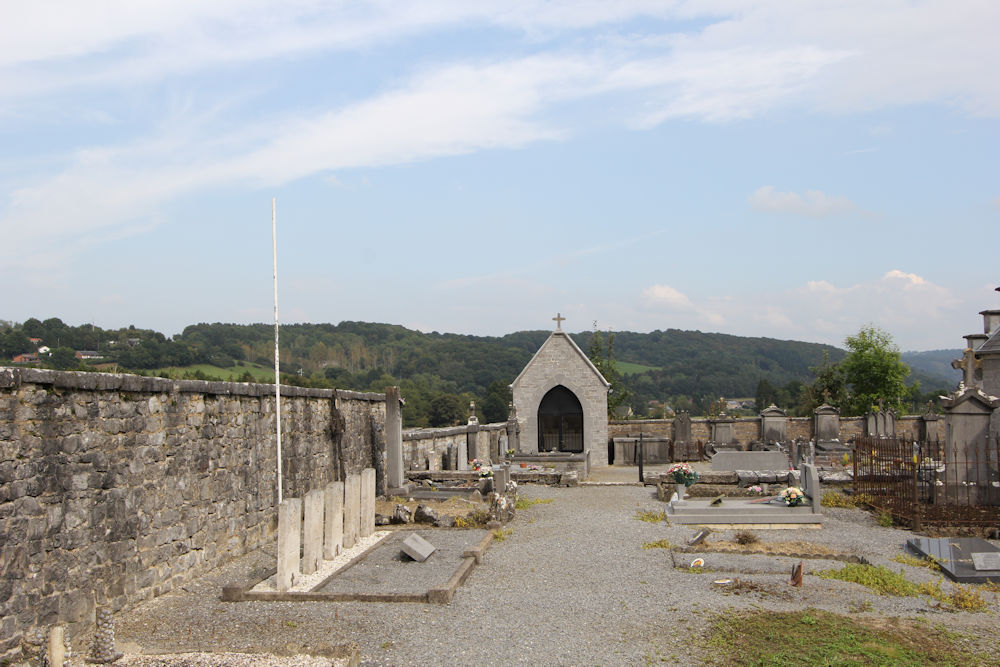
<box><xmin>276</xmin><ymin>498</ymin><xmax>301</xmax><ymax>592</ymax></box>
<box><xmin>302</xmin><ymin>489</ymin><xmax>323</xmax><ymax>575</ymax></box>
<box><xmin>324</xmin><ymin>481</ymin><xmax>344</xmax><ymax>559</ymax></box>
<box><xmin>360</xmin><ymin>468</ymin><xmax>375</xmax><ymax>538</ymax></box>
<box><xmin>343</xmin><ymin>474</ymin><xmax>360</xmax><ymax>549</ymax></box>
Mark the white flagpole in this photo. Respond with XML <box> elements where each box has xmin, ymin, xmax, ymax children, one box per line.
<box><xmin>272</xmin><ymin>198</ymin><xmax>283</xmax><ymax>504</ymax></box>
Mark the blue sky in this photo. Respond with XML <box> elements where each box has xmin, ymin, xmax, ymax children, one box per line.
<box><xmin>2</xmin><ymin>1</ymin><xmax>998</xmax><ymax>351</ymax></box>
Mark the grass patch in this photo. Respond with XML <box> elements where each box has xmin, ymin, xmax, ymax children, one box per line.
<box><xmin>151</xmin><ymin>362</ymin><xmax>276</xmax><ymax>382</ymax></box>
<box><xmin>514</xmin><ymin>497</ymin><xmax>554</xmax><ymax>510</ymax></box>
<box><xmin>641</xmin><ymin>539</ymin><xmax>673</xmax><ymax>550</ymax></box>
<box><xmin>617</xmin><ymin>360</ymin><xmax>661</xmax><ymax>375</ymax></box>
<box><xmin>703</xmin><ymin>608</ymin><xmax>996</xmax><ymax>666</ymax></box>
<box><xmin>635</xmin><ymin>509</ymin><xmax>669</xmax><ymax>523</ymax></box>
<box><xmin>821</xmin><ymin>490</ymin><xmax>870</xmax><ymax>508</ymax></box>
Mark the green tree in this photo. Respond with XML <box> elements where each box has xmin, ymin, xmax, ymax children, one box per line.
<box><xmin>755</xmin><ymin>379</ymin><xmax>776</xmax><ymax>411</ymax></box>
<box><xmin>805</xmin><ymin>351</ymin><xmax>847</xmax><ymax>413</ymax></box>
<box><xmin>841</xmin><ymin>326</ymin><xmax>910</xmax><ymax>416</ymax></box>
<box><xmin>588</xmin><ymin>323</ymin><xmax>632</xmax><ymax>418</ymax></box>
<box><xmin>481</xmin><ymin>380</ymin><xmax>511</xmax><ymax>423</ymax></box>
<box><xmin>49</xmin><ymin>347</ymin><xmax>79</xmax><ymax>370</ymax></box>
<box><xmin>428</xmin><ymin>393</ymin><xmax>464</xmax><ymax>427</ymax></box>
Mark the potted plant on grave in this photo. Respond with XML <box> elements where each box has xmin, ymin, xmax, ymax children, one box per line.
<box><xmin>779</xmin><ymin>486</ymin><xmax>805</xmax><ymax>507</ymax></box>
<box><xmin>666</xmin><ymin>462</ymin><xmax>699</xmax><ymax>501</ymax></box>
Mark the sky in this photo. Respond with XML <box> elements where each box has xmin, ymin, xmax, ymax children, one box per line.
<box><xmin>2</xmin><ymin>1</ymin><xmax>998</xmax><ymax>352</ymax></box>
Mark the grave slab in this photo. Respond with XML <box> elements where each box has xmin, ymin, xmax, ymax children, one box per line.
<box><xmin>711</xmin><ymin>451</ymin><xmax>788</xmax><ymax>471</ymax></box>
<box><xmin>906</xmin><ymin>537</ymin><xmax>1000</xmax><ymax>583</ymax></box>
<box><xmin>401</xmin><ymin>533</ymin><xmax>437</xmax><ymax>562</ymax></box>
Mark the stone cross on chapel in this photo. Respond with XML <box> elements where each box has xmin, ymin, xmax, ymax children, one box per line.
<box><xmin>552</xmin><ymin>313</ymin><xmax>565</xmax><ymax>330</ymax></box>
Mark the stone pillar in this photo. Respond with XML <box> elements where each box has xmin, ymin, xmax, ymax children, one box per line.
<box><xmin>466</xmin><ymin>424</ymin><xmax>480</xmax><ymax>463</ymax></box>
<box><xmin>323</xmin><ymin>481</ymin><xmax>344</xmax><ymax>559</ymax></box>
<box><xmin>343</xmin><ymin>474</ymin><xmax>360</xmax><ymax>549</ymax></box>
<box><xmin>360</xmin><ymin>468</ymin><xmax>376</xmax><ymax>538</ymax></box>
<box><xmin>458</xmin><ymin>439</ymin><xmax>470</xmax><ymax>470</ymax></box>
<box><xmin>385</xmin><ymin>386</ymin><xmax>404</xmax><ymax>491</ymax></box>
<box><xmin>277</xmin><ymin>497</ymin><xmax>302</xmax><ymax>591</ymax></box>
<box><xmin>302</xmin><ymin>489</ymin><xmax>324</xmax><ymax>574</ymax></box>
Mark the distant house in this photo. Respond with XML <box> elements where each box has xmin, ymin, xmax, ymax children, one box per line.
<box><xmin>28</xmin><ymin>337</ymin><xmax>42</xmax><ymax>345</ymax></box>
<box><xmin>75</xmin><ymin>350</ymin><xmax>101</xmax><ymax>359</ymax></box>
<box><xmin>12</xmin><ymin>353</ymin><xmax>39</xmax><ymax>364</ymax></box>
<box><xmin>37</xmin><ymin>346</ymin><xmax>50</xmax><ymax>354</ymax></box>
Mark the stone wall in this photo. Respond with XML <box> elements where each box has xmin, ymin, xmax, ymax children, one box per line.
<box><xmin>609</xmin><ymin>415</ymin><xmax>943</xmax><ymax>451</ymax></box>
<box><xmin>0</xmin><ymin>368</ymin><xmax>386</xmax><ymax>661</ymax></box>
<box><xmin>401</xmin><ymin>422</ymin><xmax>509</xmax><ymax>471</ymax></box>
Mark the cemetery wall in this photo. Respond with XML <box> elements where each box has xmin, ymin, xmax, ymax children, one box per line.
<box><xmin>0</xmin><ymin>367</ymin><xmax>386</xmax><ymax>662</ymax></box>
<box><xmin>401</xmin><ymin>422</ymin><xmax>509</xmax><ymax>470</ymax></box>
<box><xmin>610</xmin><ymin>414</ymin><xmax>944</xmax><ymax>446</ymax></box>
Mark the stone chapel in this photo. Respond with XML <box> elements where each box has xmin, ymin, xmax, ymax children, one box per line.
<box><xmin>510</xmin><ymin>315</ymin><xmax>611</xmax><ymax>465</ymax></box>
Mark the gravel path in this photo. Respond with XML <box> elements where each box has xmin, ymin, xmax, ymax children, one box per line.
<box><xmin>110</xmin><ymin>484</ymin><xmax>1000</xmax><ymax>666</ymax></box>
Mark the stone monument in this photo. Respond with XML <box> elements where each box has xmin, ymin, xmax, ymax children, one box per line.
<box><xmin>510</xmin><ymin>314</ymin><xmax>611</xmax><ymax>465</ymax></box>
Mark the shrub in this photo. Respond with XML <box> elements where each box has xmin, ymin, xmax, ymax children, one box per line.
<box><xmin>734</xmin><ymin>529</ymin><xmax>758</xmax><ymax>545</ymax></box>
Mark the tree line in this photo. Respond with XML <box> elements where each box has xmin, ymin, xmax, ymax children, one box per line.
<box><xmin>2</xmin><ymin>318</ymin><xmax>954</xmax><ymax>426</ymax></box>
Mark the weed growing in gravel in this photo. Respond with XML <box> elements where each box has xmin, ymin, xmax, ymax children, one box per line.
<box><xmin>514</xmin><ymin>497</ymin><xmax>554</xmax><ymax>510</ymax></box>
<box><xmin>454</xmin><ymin>509</ymin><xmax>490</xmax><ymax>528</ymax></box>
<box><xmin>877</xmin><ymin>512</ymin><xmax>894</xmax><ymax>527</ymax></box>
<box><xmin>635</xmin><ymin>509</ymin><xmax>669</xmax><ymax>523</ymax></box>
<box><xmin>944</xmin><ymin>585</ymin><xmax>988</xmax><ymax>612</ymax></box>
<box><xmin>733</xmin><ymin>529</ymin><xmax>758</xmax><ymax>545</ymax></box>
<box><xmin>491</xmin><ymin>528</ymin><xmax>513</xmax><ymax>542</ymax></box>
<box><xmin>821</xmin><ymin>490</ymin><xmax>860</xmax><ymax>508</ymax></box>
<box><xmin>641</xmin><ymin>539</ymin><xmax>673</xmax><ymax>550</ymax></box>
<box><xmin>818</xmin><ymin>563</ymin><xmax>987</xmax><ymax>612</ymax></box>
<box><xmin>703</xmin><ymin>608</ymin><xmax>994</xmax><ymax>666</ymax></box>
<box><xmin>892</xmin><ymin>553</ymin><xmax>942</xmax><ymax>571</ymax></box>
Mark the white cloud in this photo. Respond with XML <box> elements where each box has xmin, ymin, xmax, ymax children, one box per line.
<box><xmin>643</xmin><ymin>284</ymin><xmax>695</xmax><ymax>309</ymax></box>
<box><xmin>749</xmin><ymin>186</ymin><xmax>857</xmax><ymax>217</ymax></box>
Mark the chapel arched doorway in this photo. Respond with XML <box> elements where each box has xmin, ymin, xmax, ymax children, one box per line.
<box><xmin>537</xmin><ymin>385</ymin><xmax>584</xmax><ymax>452</ymax></box>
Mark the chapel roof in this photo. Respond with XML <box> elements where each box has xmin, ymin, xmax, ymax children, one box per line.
<box><xmin>510</xmin><ymin>330</ymin><xmax>610</xmax><ymax>389</ymax></box>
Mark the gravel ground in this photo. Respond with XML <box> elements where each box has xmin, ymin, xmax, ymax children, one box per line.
<box><xmin>105</xmin><ymin>484</ymin><xmax>1000</xmax><ymax>666</ymax></box>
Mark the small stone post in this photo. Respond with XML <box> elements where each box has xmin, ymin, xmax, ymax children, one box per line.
<box><xmin>343</xmin><ymin>473</ymin><xmax>361</xmax><ymax>548</ymax></box>
<box><xmin>47</xmin><ymin>625</ymin><xmax>65</xmax><ymax>667</ymax></box>
<box><xmin>385</xmin><ymin>386</ymin><xmax>404</xmax><ymax>491</ymax></box>
<box><xmin>360</xmin><ymin>468</ymin><xmax>376</xmax><ymax>538</ymax></box>
<box><xmin>302</xmin><ymin>489</ymin><xmax>324</xmax><ymax>574</ymax></box>
<box><xmin>324</xmin><ymin>481</ymin><xmax>344</xmax><ymax>559</ymax></box>
<box><xmin>277</xmin><ymin>497</ymin><xmax>302</xmax><ymax>591</ymax></box>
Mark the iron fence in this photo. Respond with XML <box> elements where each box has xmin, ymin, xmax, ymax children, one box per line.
<box><xmin>853</xmin><ymin>434</ymin><xmax>1000</xmax><ymax>529</ymax></box>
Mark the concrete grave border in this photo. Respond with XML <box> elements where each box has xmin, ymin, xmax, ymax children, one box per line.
<box><xmin>221</xmin><ymin>530</ymin><xmax>494</xmax><ymax>604</ymax></box>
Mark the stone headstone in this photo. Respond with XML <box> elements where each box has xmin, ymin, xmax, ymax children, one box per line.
<box><xmin>343</xmin><ymin>474</ymin><xmax>361</xmax><ymax>548</ymax></box>
<box><xmin>908</xmin><ymin>537</ymin><xmax>1000</xmax><ymax>583</ymax></box>
<box><xmin>302</xmin><ymin>489</ymin><xmax>324</xmax><ymax>574</ymax></box>
<box><xmin>277</xmin><ymin>497</ymin><xmax>302</xmax><ymax>591</ymax></box>
<box><xmin>760</xmin><ymin>405</ymin><xmax>787</xmax><ymax>443</ymax></box>
<box><xmin>674</xmin><ymin>412</ymin><xmax>692</xmax><ymax>444</ymax></box>
<box><xmin>710</xmin><ymin>415</ymin><xmax>735</xmax><ymax>445</ymax></box>
<box><xmin>458</xmin><ymin>440</ymin><xmax>470</xmax><ymax>470</ymax></box>
<box><xmin>323</xmin><ymin>481</ymin><xmax>344</xmax><ymax>559</ymax></box>
<box><xmin>401</xmin><ymin>533</ymin><xmax>436</xmax><ymax>562</ymax></box>
<box><xmin>814</xmin><ymin>404</ymin><xmax>840</xmax><ymax>448</ymax></box>
<box><xmin>688</xmin><ymin>529</ymin><xmax>710</xmax><ymax>546</ymax></box>
<box><xmin>360</xmin><ymin>468</ymin><xmax>376</xmax><ymax>538</ymax></box>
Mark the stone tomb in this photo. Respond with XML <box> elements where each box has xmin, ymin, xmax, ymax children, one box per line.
<box><xmin>906</xmin><ymin>537</ymin><xmax>1000</xmax><ymax>584</ymax></box>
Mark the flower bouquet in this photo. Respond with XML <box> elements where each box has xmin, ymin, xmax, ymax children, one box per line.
<box><xmin>471</xmin><ymin>459</ymin><xmax>493</xmax><ymax>477</ymax></box>
<box><xmin>747</xmin><ymin>485</ymin><xmax>765</xmax><ymax>495</ymax></box>
<box><xmin>779</xmin><ymin>486</ymin><xmax>805</xmax><ymax>507</ymax></box>
<box><xmin>666</xmin><ymin>462</ymin><xmax>699</xmax><ymax>487</ymax></box>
